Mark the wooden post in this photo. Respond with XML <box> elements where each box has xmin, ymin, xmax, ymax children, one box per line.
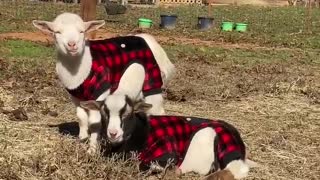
<box><xmin>233</xmin><ymin>0</ymin><xmax>237</xmax><ymax>6</ymax></box>
<box><xmin>305</xmin><ymin>0</ymin><xmax>312</xmax><ymax>34</ymax></box>
<box><xmin>154</xmin><ymin>0</ymin><xmax>159</xmax><ymax>6</ymax></box>
<box><xmin>207</xmin><ymin>0</ymin><xmax>214</xmax><ymax>17</ymax></box>
<box><xmin>80</xmin><ymin>0</ymin><xmax>98</xmax><ymax>39</ymax></box>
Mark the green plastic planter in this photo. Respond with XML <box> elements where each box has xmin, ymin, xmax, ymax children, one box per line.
<box><xmin>235</xmin><ymin>23</ymin><xmax>248</xmax><ymax>32</ymax></box>
<box><xmin>221</xmin><ymin>22</ymin><xmax>234</xmax><ymax>31</ymax></box>
<box><xmin>138</xmin><ymin>18</ymin><xmax>153</xmax><ymax>28</ymax></box>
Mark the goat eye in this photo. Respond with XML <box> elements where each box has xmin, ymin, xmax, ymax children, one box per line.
<box><xmin>80</xmin><ymin>31</ymin><xmax>84</xmax><ymax>33</ymax></box>
<box><xmin>54</xmin><ymin>31</ymin><xmax>61</xmax><ymax>34</ymax></box>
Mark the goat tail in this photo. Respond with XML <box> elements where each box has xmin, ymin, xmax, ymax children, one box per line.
<box><xmin>245</xmin><ymin>159</ymin><xmax>260</xmax><ymax>168</ymax></box>
<box><xmin>225</xmin><ymin>159</ymin><xmax>259</xmax><ymax>179</ymax></box>
<box><xmin>225</xmin><ymin>159</ymin><xmax>249</xmax><ymax>179</ymax></box>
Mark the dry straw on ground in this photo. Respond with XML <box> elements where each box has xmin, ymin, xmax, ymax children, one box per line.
<box><xmin>0</xmin><ymin>32</ymin><xmax>319</xmax><ymax>179</ymax></box>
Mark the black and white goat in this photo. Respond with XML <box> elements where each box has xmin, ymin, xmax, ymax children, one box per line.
<box><xmin>32</xmin><ymin>13</ymin><xmax>175</xmax><ymax>153</ymax></box>
<box><xmin>80</xmin><ymin>95</ymin><xmax>257</xmax><ymax>179</ymax></box>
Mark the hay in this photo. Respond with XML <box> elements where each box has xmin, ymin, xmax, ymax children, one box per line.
<box><xmin>0</xmin><ymin>39</ymin><xmax>319</xmax><ymax>179</ymax></box>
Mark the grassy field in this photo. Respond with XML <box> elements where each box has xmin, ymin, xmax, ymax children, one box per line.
<box><xmin>2</xmin><ymin>1</ymin><xmax>320</xmax><ymax>48</ymax></box>
<box><xmin>0</xmin><ymin>1</ymin><xmax>320</xmax><ymax>180</ymax></box>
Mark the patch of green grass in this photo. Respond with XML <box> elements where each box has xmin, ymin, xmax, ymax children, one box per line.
<box><xmin>2</xmin><ymin>2</ymin><xmax>320</xmax><ymax>48</ymax></box>
<box><xmin>100</xmin><ymin>5</ymin><xmax>320</xmax><ymax>49</ymax></box>
<box><xmin>0</xmin><ymin>40</ymin><xmax>55</xmax><ymax>77</ymax></box>
<box><xmin>164</xmin><ymin>43</ymin><xmax>319</xmax><ymax>66</ymax></box>
<box><xmin>10</xmin><ymin>39</ymin><xmax>315</xmax><ymax>75</ymax></box>
<box><xmin>0</xmin><ymin>1</ymin><xmax>80</xmax><ymax>32</ymax></box>
<box><xmin>1</xmin><ymin>39</ymin><xmax>318</xmax><ymax>70</ymax></box>
<box><xmin>0</xmin><ymin>40</ymin><xmax>54</xmax><ymax>59</ymax></box>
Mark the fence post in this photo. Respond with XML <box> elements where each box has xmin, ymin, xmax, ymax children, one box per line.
<box><xmin>154</xmin><ymin>0</ymin><xmax>160</xmax><ymax>6</ymax></box>
<box><xmin>305</xmin><ymin>0</ymin><xmax>312</xmax><ymax>34</ymax></box>
<box><xmin>80</xmin><ymin>0</ymin><xmax>98</xmax><ymax>39</ymax></box>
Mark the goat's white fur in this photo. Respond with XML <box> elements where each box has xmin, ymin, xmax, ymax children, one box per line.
<box><xmin>76</xmin><ymin>106</ymin><xmax>89</xmax><ymax>140</ymax></box>
<box><xmin>180</xmin><ymin>127</ymin><xmax>252</xmax><ymax>178</ymax></box>
<box><xmin>56</xmin><ymin>44</ymin><xmax>92</xmax><ymax>89</ymax></box>
<box><xmin>32</xmin><ymin>12</ymin><xmax>174</xmax><ymax>154</ymax></box>
<box><xmin>87</xmin><ymin>110</ymin><xmax>101</xmax><ymax>154</ymax></box>
<box><xmin>225</xmin><ymin>160</ymin><xmax>249</xmax><ymax>179</ymax></box>
<box><xmin>179</xmin><ymin>127</ymin><xmax>215</xmax><ymax>175</ymax></box>
<box><xmin>104</xmin><ymin>94</ymin><xmax>127</xmax><ymax>143</ymax></box>
<box><xmin>112</xmin><ymin>63</ymin><xmax>145</xmax><ymax>100</ymax></box>
<box><xmin>144</xmin><ymin>94</ymin><xmax>165</xmax><ymax>115</ymax></box>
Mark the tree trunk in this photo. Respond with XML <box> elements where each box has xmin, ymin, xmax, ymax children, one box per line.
<box><xmin>80</xmin><ymin>0</ymin><xmax>98</xmax><ymax>39</ymax></box>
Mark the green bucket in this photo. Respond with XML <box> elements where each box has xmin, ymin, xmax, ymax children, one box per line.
<box><xmin>235</xmin><ymin>23</ymin><xmax>248</xmax><ymax>32</ymax></box>
<box><xmin>221</xmin><ymin>22</ymin><xmax>234</xmax><ymax>31</ymax></box>
<box><xmin>138</xmin><ymin>18</ymin><xmax>153</xmax><ymax>28</ymax></box>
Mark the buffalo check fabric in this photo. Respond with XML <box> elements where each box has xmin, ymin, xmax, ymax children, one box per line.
<box><xmin>67</xmin><ymin>36</ymin><xmax>163</xmax><ymax>101</ymax></box>
<box><xmin>139</xmin><ymin>116</ymin><xmax>246</xmax><ymax>170</ymax></box>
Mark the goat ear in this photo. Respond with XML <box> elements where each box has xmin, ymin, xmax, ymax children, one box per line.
<box><xmin>80</xmin><ymin>100</ymin><xmax>103</xmax><ymax>110</ymax></box>
<box><xmin>32</xmin><ymin>20</ymin><xmax>55</xmax><ymax>34</ymax></box>
<box><xmin>84</xmin><ymin>20</ymin><xmax>105</xmax><ymax>33</ymax></box>
<box><xmin>133</xmin><ymin>100</ymin><xmax>153</xmax><ymax>113</ymax></box>
<box><xmin>125</xmin><ymin>95</ymin><xmax>134</xmax><ymax>107</ymax></box>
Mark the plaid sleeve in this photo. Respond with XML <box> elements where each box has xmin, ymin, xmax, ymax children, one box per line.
<box><xmin>215</xmin><ymin>124</ymin><xmax>245</xmax><ymax>169</ymax></box>
<box><xmin>139</xmin><ymin>136</ymin><xmax>178</xmax><ymax>169</ymax></box>
<box><xmin>142</xmin><ymin>49</ymin><xmax>163</xmax><ymax>97</ymax></box>
<box><xmin>89</xmin><ymin>62</ymin><xmax>112</xmax><ymax>100</ymax></box>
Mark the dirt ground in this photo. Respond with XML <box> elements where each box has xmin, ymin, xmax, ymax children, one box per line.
<box><xmin>0</xmin><ymin>30</ymin><xmax>301</xmax><ymax>51</ymax></box>
<box><xmin>0</xmin><ymin>31</ymin><xmax>319</xmax><ymax>180</ymax></box>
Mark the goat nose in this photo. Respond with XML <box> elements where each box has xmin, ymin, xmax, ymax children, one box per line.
<box><xmin>109</xmin><ymin>129</ymin><xmax>118</xmax><ymax>138</ymax></box>
<box><xmin>67</xmin><ymin>41</ymin><xmax>76</xmax><ymax>47</ymax></box>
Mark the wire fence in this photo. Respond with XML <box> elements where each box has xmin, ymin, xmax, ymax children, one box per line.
<box><xmin>0</xmin><ymin>0</ymin><xmax>151</xmax><ymax>22</ymax></box>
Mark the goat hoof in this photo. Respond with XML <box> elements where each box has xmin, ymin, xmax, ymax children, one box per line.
<box><xmin>86</xmin><ymin>147</ymin><xmax>97</xmax><ymax>155</ymax></box>
<box><xmin>79</xmin><ymin>137</ymin><xmax>89</xmax><ymax>143</ymax></box>
<box><xmin>175</xmin><ymin>167</ymin><xmax>182</xmax><ymax>176</ymax></box>
<box><xmin>204</xmin><ymin>170</ymin><xmax>235</xmax><ymax>180</ymax></box>
<box><xmin>79</xmin><ymin>132</ymin><xmax>89</xmax><ymax>141</ymax></box>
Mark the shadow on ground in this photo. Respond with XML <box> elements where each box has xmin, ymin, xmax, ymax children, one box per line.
<box><xmin>49</xmin><ymin>121</ymin><xmax>79</xmax><ymax>137</ymax></box>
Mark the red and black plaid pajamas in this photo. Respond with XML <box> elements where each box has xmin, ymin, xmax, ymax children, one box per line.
<box><xmin>139</xmin><ymin>116</ymin><xmax>246</xmax><ymax>171</ymax></box>
<box><xmin>67</xmin><ymin>36</ymin><xmax>163</xmax><ymax>101</ymax></box>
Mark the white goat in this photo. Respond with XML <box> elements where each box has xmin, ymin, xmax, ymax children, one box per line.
<box><xmin>80</xmin><ymin>95</ymin><xmax>258</xmax><ymax>179</ymax></box>
<box><xmin>32</xmin><ymin>12</ymin><xmax>175</xmax><ymax>153</ymax></box>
